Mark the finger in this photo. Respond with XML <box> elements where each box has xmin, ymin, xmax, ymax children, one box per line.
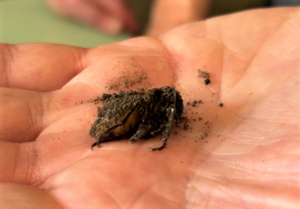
<box><xmin>0</xmin><ymin>37</ymin><xmax>174</xmax><ymax>184</ymax></box>
<box><xmin>0</xmin><ymin>88</ymin><xmax>43</xmax><ymax>143</ymax></box>
<box><xmin>0</xmin><ymin>43</ymin><xmax>86</xmax><ymax>91</ymax></box>
<box><xmin>0</xmin><ymin>183</ymin><xmax>62</xmax><ymax>209</ymax></box>
<box><xmin>90</xmin><ymin>0</ymin><xmax>139</xmax><ymax>34</ymax></box>
<box><xmin>0</xmin><ymin>86</ymin><xmax>96</xmax><ymax>144</ymax></box>
<box><xmin>0</xmin><ymin>86</ymin><xmax>96</xmax><ymax>184</ymax></box>
<box><xmin>48</xmin><ymin>0</ymin><xmax>123</xmax><ymax>34</ymax></box>
<box><xmin>0</xmin><ymin>36</ymin><xmax>176</xmax><ymax>143</ymax></box>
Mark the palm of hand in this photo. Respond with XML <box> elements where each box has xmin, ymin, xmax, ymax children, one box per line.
<box><xmin>1</xmin><ymin>8</ymin><xmax>299</xmax><ymax>209</ymax></box>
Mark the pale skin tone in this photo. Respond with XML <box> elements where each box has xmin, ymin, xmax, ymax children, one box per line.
<box><xmin>46</xmin><ymin>0</ymin><xmax>211</xmax><ymax>35</ymax></box>
<box><xmin>0</xmin><ymin>7</ymin><xmax>300</xmax><ymax>209</ymax></box>
<box><xmin>46</xmin><ymin>0</ymin><xmax>139</xmax><ymax>34</ymax></box>
<box><xmin>146</xmin><ymin>0</ymin><xmax>211</xmax><ymax>36</ymax></box>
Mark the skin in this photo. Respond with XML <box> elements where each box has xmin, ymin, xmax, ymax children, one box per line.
<box><xmin>46</xmin><ymin>0</ymin><xmax>211</xmax><ymax>35</ymax></box>
<box><xmin>0</xmin><ymin>7</ymin><xmax>300</xmax><ymax>209</ymax></box>
<box><xmin>46</xmin><ymin>0</ymin><xmax>139</xmax><ymax>34</ymax></box>
<box><xmin>146</xmin><ymin>0</ymin><xmax>211</xmax><ymax>36</ymax></box>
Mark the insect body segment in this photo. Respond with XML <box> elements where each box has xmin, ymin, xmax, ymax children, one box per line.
<box><xmin>89</xmin><ymin>86</ymin><xmax>184</xmax><ymax>151</ymax></box>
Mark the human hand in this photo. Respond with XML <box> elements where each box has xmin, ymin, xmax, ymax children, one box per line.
<box><xmin>46</xmin><ymin>0</ymin><xmax>139</xmax><ymax>34</ymax></box>
<box><xmin>0</xmin><ymin>7</ymin><xmax>300</xmax><ymax>208</ymax></box>
<box><xmin>146</xmin><ymin>0</ymin><xmax>211</xmax><ymax>36</ymax></box>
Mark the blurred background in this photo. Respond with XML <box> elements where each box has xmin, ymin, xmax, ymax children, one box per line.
<box><xmin>0</xmin><ymin>0</ymin><xmax>129</xmax><ymax>47</ymax></box>
<box><xmin>0</xmin><ymin>0</ymin><xmax>298</xmax><ymax>47</ymax></box>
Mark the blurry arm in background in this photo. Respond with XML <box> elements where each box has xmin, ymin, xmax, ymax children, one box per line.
<box><xmin>46</xmin><ymin>0</ymin><xmax>139</xmax><ymax>34</ymax></box>
<box><xmin>46</xmin><ymin>0</ymin><xmax>211</xmax><ymax>36</ymax></box>
<box><xmin>146</xmin><ymin>0</ymin><xmax>211</xmax><ymax>36</ymax></box>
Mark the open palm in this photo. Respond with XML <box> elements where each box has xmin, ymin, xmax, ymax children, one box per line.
<box><xmin>1</xmin><ymin>7</ymin><xmax>299</xmax><ymax>209</ymax></box>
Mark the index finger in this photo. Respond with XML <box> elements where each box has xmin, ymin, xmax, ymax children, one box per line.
<box><xmin>0</xmin><ymin>43</ymin><xmax>87</xmax><ymax>92</ymax></box>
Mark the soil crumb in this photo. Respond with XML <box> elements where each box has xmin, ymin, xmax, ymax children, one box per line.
<box><xmin>198</xmin><ymin>69</ymin><xmax>211</xmax><ymax>85</ymax></box>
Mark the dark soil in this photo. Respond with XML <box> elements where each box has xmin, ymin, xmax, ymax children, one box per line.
<box><xmin>198</xmin><ymin>69</ymin><xmax>211</xmax><ymax>85</ymax></box>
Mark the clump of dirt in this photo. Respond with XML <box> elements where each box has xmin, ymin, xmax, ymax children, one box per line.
<box><xmin>198</xmin><ymin>69</ymin><xmax>211</xmax><ymax>85</ymax></box>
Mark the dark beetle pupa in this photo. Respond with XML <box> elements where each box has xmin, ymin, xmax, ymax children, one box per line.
<box><xmin>89</xmin><ymin>86</ymin><xmax>184</xmax><ymax>151</ymax></box>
